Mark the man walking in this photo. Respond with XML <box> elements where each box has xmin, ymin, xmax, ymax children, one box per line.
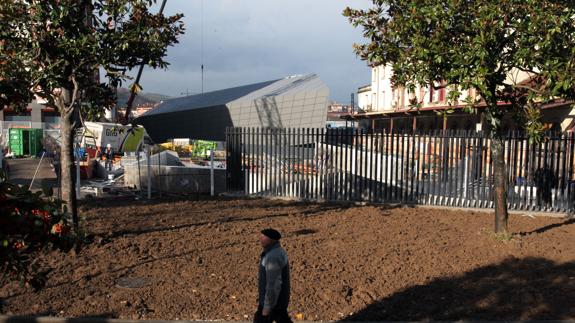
<box><xmin>104</xmin><ymin>144</ymin><xmax>114</xmax><ymax>171</ymax></box>
<box><xmin>254</xmin><ymin>229</ymin><xmax>292</xmax><ymax>323</ymax></box>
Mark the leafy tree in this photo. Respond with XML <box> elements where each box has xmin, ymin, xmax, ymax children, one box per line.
<box><xmin>345</xmin><ymin>0</ymin><xmax>575</xmax><ymax>234</ymax></box>
<box><xmin>0</xmin><ymin>1</ymin><xmax>184</xmax><ymax>233</ymax></box>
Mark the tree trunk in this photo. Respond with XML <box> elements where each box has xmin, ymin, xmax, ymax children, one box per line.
<box><xmin>484</xmin><ymin>87</ymin><xmax>510</xmax><ymax>235</ymax></box>
<box><xmin>59</xmin><ymin>103</ymin><xmax>79</xmax><ymax>235</ymax></box>
<box><xmin>491</xmin><ymin>135</ymin><xmax>508</xmax><ymax>234</ymax></box>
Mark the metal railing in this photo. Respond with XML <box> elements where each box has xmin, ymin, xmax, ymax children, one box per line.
<box><xmin>226</xmin><ymin>128</ymin><xmax>575</xmax><ymax>213</ymax></box>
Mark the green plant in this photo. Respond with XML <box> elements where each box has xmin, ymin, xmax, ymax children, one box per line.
<box><xmin>494</xmin><ymin>231</ymin><xmax>515</xmax><ymax>242</ymax></box>
<box><xmin>0</xmin><ymin>172</ymin><xmax>74</xmax><ymax>289</ymax></box>
<box><xmin>191</xmin><ymin>140</ymin><xmax>217</xmax><ymax>158</ymax></box>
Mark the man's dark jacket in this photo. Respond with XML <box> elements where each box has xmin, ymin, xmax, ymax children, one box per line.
<box><xmin>258</xmin><ymin>242</ymin><xmax>290</xmax><ymax>311</ymax></box>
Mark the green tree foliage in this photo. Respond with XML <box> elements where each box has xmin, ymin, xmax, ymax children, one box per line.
<box><xmin>345</xmin><ymin>0</ymin><xmax>575</xmax><ymax>233</ymax></box>
<box><xmin>0</xmin><ymin>0</ymin><xmax>184</xmax><ymax>233</ymax></box>
<box><xmin>1</xmin><ymin>0</ymin><xmax>184</xmax><ymax>113</ymax></box>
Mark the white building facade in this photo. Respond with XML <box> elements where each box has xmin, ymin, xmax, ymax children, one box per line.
<box><xmin>358</xmin><ymin>64</ymin><xmax>480</xmax><ymax>113</ymax></box>
<box><xmin>356</xmin><ymin>65</ymin><xmax>575</xmax><ymax>133</ymax></box>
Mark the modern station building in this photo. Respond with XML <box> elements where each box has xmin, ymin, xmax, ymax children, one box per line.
<box><xmin>136</xmin><ymin>74</ymin><xmax>330</xmax><ymax>142</ymax></box>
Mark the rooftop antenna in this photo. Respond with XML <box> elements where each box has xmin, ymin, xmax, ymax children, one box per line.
<box><xmin>201</xmin><ymin>0</ymin><xmax>205</xmax><ymax>94</ymax></box>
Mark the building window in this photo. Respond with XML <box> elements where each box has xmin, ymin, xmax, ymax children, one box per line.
<box><xmin>42</xmin><ymin>112</ymin><xmax>60</xmax><ymax>124</ymax></box>
<box><xmin>438</xmin><ymin>86</ymin><xmax>446</xmax><ymax>102</ymax></box>
<box><xmin>4</xmin><ymin>112</ymin><xmax>31</xmax><ymax>122</ymax></box>
<box><xmin>400</xmin><ymin>87</ymin><xmax>406</xmax><ymax>108</ymax></box>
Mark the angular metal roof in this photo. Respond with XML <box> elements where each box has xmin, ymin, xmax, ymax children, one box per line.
<box><xmin>139</xmin><ymin>79</ymin><xmax>280</xmax><ymax>117</ymax></box>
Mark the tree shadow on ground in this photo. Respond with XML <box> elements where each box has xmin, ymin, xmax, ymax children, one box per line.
<box><xmin>519</xmin><ymin>217</ymin><xmax>575</xmax><ymax>236</ymax></box>
<box><xmin>103</xmin><ymin>212</ymin><xmax>294</xmax><ymax>239</ymax></box>
<box><xmin>78</xmin><ymin>195</ymin><xmax>353</xmax><ymax>215</ymax></box>
<box><xmin>78</xmin><ymin>193</ymin><xmax>406</xmax><ymax>213</ymax></box>
<box><xmin>344</xmin><ymin>257</ymin><xmax>575</xmax><ymax>321</ymax></box>
<box><xmin>92</xmin><ymin>202</ymin><xmax>400</xmax><ymax>240</ymax></box>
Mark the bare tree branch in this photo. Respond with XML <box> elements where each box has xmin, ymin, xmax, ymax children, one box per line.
<box><xmin>66</xmin><ymin>75</ymin><xmax>79</xmax><ymax>113</ymax></box>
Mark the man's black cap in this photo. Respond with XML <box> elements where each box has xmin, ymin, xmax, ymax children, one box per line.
<box><xmin>261</xmin><ymin>228</ymin><xmax>281</xmax><ymax>240</ymax></box>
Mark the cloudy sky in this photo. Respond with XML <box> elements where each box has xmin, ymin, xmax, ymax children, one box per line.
<box><xmin>128</xmin><ymin>0</ymin><xmax>373</xmax><ymax>103</ymax></box>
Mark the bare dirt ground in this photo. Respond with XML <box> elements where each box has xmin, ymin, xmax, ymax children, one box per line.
<box><xmin>2</xmin><ymin>197</ymin><xmax>575</xmax><ymax>321</ymax></box>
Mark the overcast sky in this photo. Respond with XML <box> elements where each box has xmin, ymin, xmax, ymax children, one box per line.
<box><xmin>127</xmin><ymin>0</ymin><xmax>373</xmax><ymax>103</ymax></box>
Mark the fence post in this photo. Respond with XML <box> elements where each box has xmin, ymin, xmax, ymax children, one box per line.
<box><xmin>158</xmin><ymin>146</ymin><xmax>162</xmax><ymax>197</ymax></box>
<box><xmin>136</xmin><ymin>149</ymin><xmax>142</xmax><ymax>196</ymax></box>
<box><xmin>463</xmin><ymin>153</ymin><xmax>468</xmax><ymax>200</ymax></box>
<box><xmin>75</xmin><ymin>144</ymin><xmax>81</xmax><ymax>199</ymax></box>
<box><xmin>243</xmin><ymin>128</ymin><xmax>248</xmax><ymax>195</ymax></box>
<box><xmin>210</xmin><ymin>148</ymin><xmax>215</xmax><ymax>196</ymax></box>
<box><xmin>147</xmin><ymin>145</ymin><xmax>152</xmax><ymax>200</ymax></box>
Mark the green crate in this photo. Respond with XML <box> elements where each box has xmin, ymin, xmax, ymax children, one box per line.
<box><xmin>9</xmin><ymin>128</ymin><xmax>24</xmax><ymax>156</ymax></box>
<box><xmin>29</xmin><ymin>128</ymin><xmax>44</xmax><ymax>156</ymax></box>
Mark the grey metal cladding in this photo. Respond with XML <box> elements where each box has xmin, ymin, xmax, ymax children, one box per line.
<box><xmin>135</xmin><ymin>74</ymin><xmax>329</xmax><ymax>142</ymax></box>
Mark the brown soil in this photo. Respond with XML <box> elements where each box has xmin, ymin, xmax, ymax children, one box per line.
<box><xmin>2</xmin><ymin>197</ymin><xmax>575</xmax><ymax>321</ymax></box>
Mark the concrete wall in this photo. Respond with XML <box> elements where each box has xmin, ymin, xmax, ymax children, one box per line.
<box><xmin>358</xmin><ymin>86</ymin><xmax>372</xmax><ymax>111</ymax></box>
<box><xmin>30</xmin><ymin>102</ymin><xmax>43</xmax><ymax>123</ymax></box>
<box><xmin>370</xmin><ymin>65</ymin><xmax>394</xmax><ymax>112</ymax></box>
<box><xmin>124</xmin><ymin>157</ymin><xmax>226</xmax><ymax>194</ymax></box>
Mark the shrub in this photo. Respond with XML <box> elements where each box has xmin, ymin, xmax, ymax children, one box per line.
<box><xmin>0</xmin><ymin>170</ymin><xmax>74</xmax><ymax>289</ymax></box>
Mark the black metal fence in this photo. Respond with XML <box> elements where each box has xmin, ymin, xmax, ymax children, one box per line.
<box><xmin>226</xmin><ymin>128</ymin><xmax>575</xmax><ymax>213</ymax></box>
